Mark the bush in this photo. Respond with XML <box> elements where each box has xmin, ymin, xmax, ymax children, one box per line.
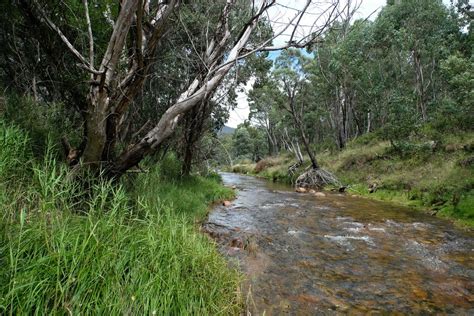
<box><xmin>254</xmin><ymin>158</ymin><xmax>275</xmax><ymax>173</ymax></box>
<box><xmin>348</xmin><ymin>131</ymin><xmax>383</xmax><ymax>147</ymax></box>
<box><xmin>156</xmin><ymin>152</ymin><xmax>183</xmax><ymax>181</ymax></box>
<box><xmin>2</xmin><ymin>95</ymin><xmax>82</xmax><ymax>156</ymax></box>
<box><xmin>231</xmin><ymin>164</ymin><xmax>254</xmax><ymax>174</ymax></box>
<box><xmin>0</xmin><ymin>121</ymin><xmax>32</xmax><ymax>182</ymax></box>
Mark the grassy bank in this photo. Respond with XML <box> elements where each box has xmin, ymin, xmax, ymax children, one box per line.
<box><xmin>0</xmin><ymin>121</ymin><xmax>240</xmax><ymax>314</ymax></box>
<box><xmin>230</xmin><ymin>131</ymin><xmax>474</xmax><ymax>227</ymax></box>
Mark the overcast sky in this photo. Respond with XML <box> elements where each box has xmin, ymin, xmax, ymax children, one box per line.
<box><xmin>225</xmin><ymin>0</ymin><xmax>451</xmax><ymax>128</ymax></box>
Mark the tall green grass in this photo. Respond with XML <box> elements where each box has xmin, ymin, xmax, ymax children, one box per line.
<box><xmin>0</xmin><ymin>121</ymin><xmax>240</xmax><ymax>314</ymax></box>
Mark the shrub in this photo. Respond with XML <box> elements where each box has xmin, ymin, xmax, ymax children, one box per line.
<box><xmin>2</xmin><ymin>95</ymin><xmax>81</xmax><ymax>156</ymax></box>
<box><xmin>254</xmin><ymin>158</ymin><xmax>275</xmax><ymax>173</ymax></box>
<box><xmin>0</xmin><ymin>120</ymin><xmax>32</xmax><ymax>182</ymax></box>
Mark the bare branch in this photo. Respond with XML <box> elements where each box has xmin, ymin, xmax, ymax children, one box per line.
<box><xmin>32</xmin><ymin>0</ymin><xmax>91</xmax><ymax>70</ymax></box>
<box><xmin>76</xmin><ymin>63</ymin><xmax>104</xmax><ymax>75</ymax></box>
<box><xmin>289</xmin><ymin>0</ymin><xmax>312</xmax><ymax>43</ymax></box>
<box><xmin>83</xmin><ymin>0</ymin><xmax>94</xmax><ymax>71</ymax></box>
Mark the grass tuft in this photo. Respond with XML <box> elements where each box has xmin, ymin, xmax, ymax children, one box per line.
<box><xmin>0</xmin><ymin>120</ymin><xmax>241</xmax><ymax>314</ymax></box>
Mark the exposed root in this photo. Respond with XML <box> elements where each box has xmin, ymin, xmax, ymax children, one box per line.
<box><xmin>288</xmin><ymin>161</ymin><xmax>302</xmax><ymax>176</ymax></box>
<box><xmin>295</xmin><ymin>167</ymin><xmax>340</xmax><ymax>189</ymax></box>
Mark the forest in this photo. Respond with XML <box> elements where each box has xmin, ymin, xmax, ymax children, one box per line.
<box><xmin>0</xmin><ymin>0</ymin><xmax>472</xmax><ymax>314</ymax></box>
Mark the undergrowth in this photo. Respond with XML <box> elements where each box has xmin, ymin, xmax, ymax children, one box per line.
<box><xmin>0</xmin><ymin>121</ymin><xmax>240</xmax><ymax>314</ymax></box>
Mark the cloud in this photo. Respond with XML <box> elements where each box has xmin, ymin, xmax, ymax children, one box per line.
<box><xmin>226</xmin><ymin>78</ymin><xmax>254</xmax><ymax>128</ymax></box>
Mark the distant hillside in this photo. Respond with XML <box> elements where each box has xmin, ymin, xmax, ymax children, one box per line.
<box><xmin>219</xmin><ymin>125</ymin><xmax>235</xmax><ymax>135</ymax></box>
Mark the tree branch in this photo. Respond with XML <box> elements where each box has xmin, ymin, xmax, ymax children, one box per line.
<box><xmin>32</xmin><ymin>0</ymin><xmax>93</xmax><ymax>71</ymax></box>
<box><xmin>135</xmin><ymin>0</ymin><xmax>144</xmax><ymax>69</ymax></box>
<box><xmin>99</xmin><ymin>0</ymin><xmax>139</xmax><ymax>87</ymax></box>
<box><xmin>83</xmin><ymin>0</ymin><xmax>94</xmax><ymax>71</ymax></box>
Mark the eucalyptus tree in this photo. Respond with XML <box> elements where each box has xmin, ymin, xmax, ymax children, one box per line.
<box><xmin>273</xmin><ymin>49</ymin><xmax>321</xmax><ymax>169</ymax></box>
<box><xmin>374</xmin><ymin>0</ymin><xmax>456</xmax><ymax>122</ymax></box>
<box><xmin>248</xmin><ymin>58</ymin><xmax>282</xmax><ymax>156</ymax></box>
<box><xmin>271</xmin><ymin>49</ymin><xmax>340</xmax><ymax>188</ymax></box>
<box><xmin>308</xmin><ymin>19</ymin><xmax>387</xmax><ymax>147</ymax></box>
<box><xmin>232</xmin><ymin>123</ymin><xmax>268</xmax><ymax>162</ymax></box>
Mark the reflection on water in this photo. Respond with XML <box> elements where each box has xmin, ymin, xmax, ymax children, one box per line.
<box><xmin>204</xmin><ymin>173</ymin><xmax>474</xmax><ymax>314</ymax></box>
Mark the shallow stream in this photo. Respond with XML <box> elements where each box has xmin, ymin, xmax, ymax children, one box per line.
<box><xmin>204</xmin><ymin>173</ymin><xmax>474</xmax><ymax>314</ymax></box>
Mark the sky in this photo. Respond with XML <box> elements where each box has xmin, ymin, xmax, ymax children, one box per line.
<box><xmin>225</xmin><ymin>0</ymin><xmax>451</xmax><ymax>128</ymax></box>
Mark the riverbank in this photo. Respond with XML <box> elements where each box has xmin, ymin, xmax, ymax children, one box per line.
<box><xmin>0</xmin><ymin>121</ymin><xmax>240</xmax><ymax>314</ymax></box>
<box><xmin>229</xmin><ymin>132</ymin><xmax>474</xmax><ymax>228</ymax></box>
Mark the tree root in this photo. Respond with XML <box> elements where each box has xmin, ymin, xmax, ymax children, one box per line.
<box><xmin>295</xmin><ymin>167</ymin><xmax>340</xmax><ymax>189</ymax></box>
<box><xmin>288</xmin><ymin>161</ymin><xmax>303</xmax><ymax>176</ymax></box>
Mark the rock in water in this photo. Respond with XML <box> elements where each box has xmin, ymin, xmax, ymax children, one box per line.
<box><xmin>223</xmin><ymin>200</ymin><xmax>231</xmax><ymax>206</ymax></box>
<box><xmin>230</xmin><ymin>237</ymin><xmax>244</xmax><ymax>248</ymax></box>
<box><xmin>295</xmin><ymin>187</ymin><xmax>307</xmax><ymax>193</ymax></box>
<box><xmin>314</xmin><ymin>192</ymin><xmax>326</xmax><ymax>197</ymax></box>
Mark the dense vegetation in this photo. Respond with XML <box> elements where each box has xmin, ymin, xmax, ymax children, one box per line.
<box><xmin>222</xmin><ymin>1</ymin><xmax>473</xmax><ymax>225</ymax></box>
<box><xmin>0</xmin><ymin>0</ymin><xmax>315</xmax><ymax>313</ymax></box>
<box><xmin>0</xmin><ymin>115</ymin><xmax>240</xmax><ymax>314</ymax></box>
<box><xmin>0</xmin><ymin>0</ymin><xmax>472</xmax><ymax>313</ymax></box>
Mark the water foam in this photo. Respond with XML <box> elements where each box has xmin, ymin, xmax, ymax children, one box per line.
<box><xmin>324</xmin><ymin>235</ymin><xmax>375</xmax><ymax>247</ymax></box>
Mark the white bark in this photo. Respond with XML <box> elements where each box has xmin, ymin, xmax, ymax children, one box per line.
<box><xmin>83</xmin><ymin>0</ymin><xmax>94</xmax><ymax>70</ymax></box>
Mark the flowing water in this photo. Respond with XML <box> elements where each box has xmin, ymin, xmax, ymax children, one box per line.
<box><xmin>203</xmin><ymin>173</ymin><xmax>474</xmax><ymax>315</ymax></box>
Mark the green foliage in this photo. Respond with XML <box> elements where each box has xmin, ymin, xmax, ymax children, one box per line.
<box><xmin>440</xmin><ymin>192</ymin><xmax>474</xmax><ymax>225</ymax></box>
<box><xmin>232</xmin><ymin>125</ymin><xmax>253</xmax><ymax>159</ymax></box>
<box><xmin>2</xmin><ymin>95</ymin><xmax>81</xmax><ymax>155</ymax></box>
<box><xmin>0</xmin><ymin>121</ymin><xmax>32</xmax><ymax>182</ymax></box>
<box><xmin>156</xmin><ymin>152</ymin><xmax>183</xmax><ymax>181</ymax></box>
<box><xmin>0</xmin><ymin>121</ymin><xmax>240</xmax><ymax>314</ymax></box>
<box><xmin>439</xmin><ymin>54</ymin><xmax>474</xmax><ymax>129</ymax></box>
<box><xmin>348</xmin><ymin>131</ymin><xmax>383</xmax><ymax>147</ymax></box>
<box><xmin>232</xmin><ymin>124</ymin><xmax>268</xmax><ymax>162</ymax></box>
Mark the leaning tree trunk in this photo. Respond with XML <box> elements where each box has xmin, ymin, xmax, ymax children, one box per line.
<box><xmin>288</xmin><ymin>97</ymin><xmax>319</xmax><ymax>169</ymax></box>
<box><xmin>110</xmin><ymin>1</ymin><xmax>269</xmax><ymax>177</ymax></box>
<box><xmin>284</xmin><ymin>83</ymin><xmax>340</xmax><ymax>189</ymax></box>
<box><xmin>27</xmin><ymin>0</ymin><xmax>339</xmax><ymax>178</ymax></box>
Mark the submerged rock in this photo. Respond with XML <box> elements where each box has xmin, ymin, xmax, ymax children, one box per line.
<box><xmin>230</xmin><ymin>237</ymin><xmax>244</xmax><ymax>248</ymax></box>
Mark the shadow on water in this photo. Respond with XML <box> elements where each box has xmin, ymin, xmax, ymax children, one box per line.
<box><xmin>203</xmin><ymin>172</ymin><xmax>474</xmax><ymax>315</ymax></box>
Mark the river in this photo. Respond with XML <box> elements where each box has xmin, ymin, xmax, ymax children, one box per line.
<box><xmin>203</xmin><ymin>172</ymin><xmax>474</xmax><ymax>314</ymax></box>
